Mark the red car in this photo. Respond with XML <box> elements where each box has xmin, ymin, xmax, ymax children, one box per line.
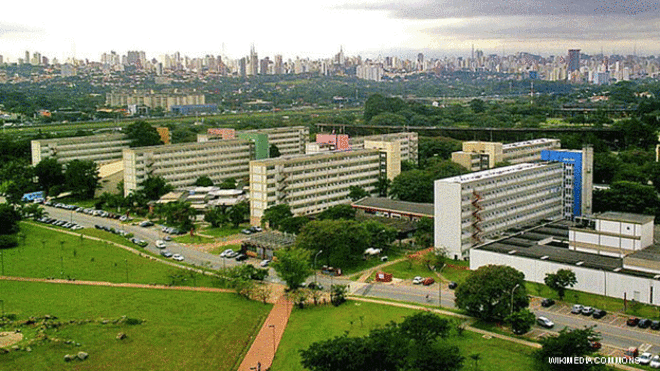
<box><xmin>626</xmin><ymin>317</ymin><xmax>640</xmax><ymax>327</ymax></box>
<box><xmin>588</xmin><ymin>341</ymin><xmax>602</xmax><ymax>350</ymax></box>
<box><xmin>422</xmin><ymin>277</ymin><xmax>435</xmax><ymax>286</ymax></box>
<box><xmin>624</xmin><ymin>347</ymin><xmax>639</xmax><ymax>360</ymax></box>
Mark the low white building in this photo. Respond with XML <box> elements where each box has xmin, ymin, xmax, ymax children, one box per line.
<box><xmin>569</xmin><ymin>212</ymin><xmax>655</xmax><ymax>258</ymax></box>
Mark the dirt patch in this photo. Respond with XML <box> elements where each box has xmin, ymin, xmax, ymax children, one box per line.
<box><xmin>0</xmin><ymin>332</ymin><xmax>23</xmax><ymax>348</ymax></box>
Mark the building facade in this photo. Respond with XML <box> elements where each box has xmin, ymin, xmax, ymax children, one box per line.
<box><xmin>540</xmin><ymin>147</ymin><xmax>593</xmax><ymax>217</ymax></box>
<box><xmin>452</xmin><ymin>138</ymin><xmax>561</xmax><ymax>171</ymax></box>
<box><xmin>199</xmin><ymin>126</ymin><xmax>308</xmax><ymax>157</ymax></box>
<box><xmin>31</xmin><ymin>134</ymin><xmax>130</xmax><ymax>165</ymax></box>
<box><xmin>123</xmin><ymin>140</ymin><xmax>254</xmax><ymax>196</ymax></box>
<box><xmin>249</xmin><ymin>149</ymin><xmax>384</xmax><ymax>225</ymax></box>
<box><xmin>570</xmin><ymin>212</ymin><xmax>655</xmax><ymax>258</ymax></box>
<box><xmin>106</xmin><ymin>91</ymin><xmax>205</xmax><ymax>111</ymax></box>
<box><xmin>350</xmin><ymin>132</ymin><xmax>418</xmax><ymax>165</ymax></box>
<box><xmin>435</xmin><ymin>163</ymin><xmax>564</xmax><ymax>260</ymax></box>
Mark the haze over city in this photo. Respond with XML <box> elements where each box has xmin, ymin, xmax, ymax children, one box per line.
<box><xmin>2</xmin><ymin>0</ymin><xmax>659</xmax><ymax>61</ymax></box>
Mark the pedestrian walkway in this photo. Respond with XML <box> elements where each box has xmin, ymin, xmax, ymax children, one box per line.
<box><xmin>238</xmin><ymin>295</ymin><xmax>293</xmax><ymax>371</ymax></box>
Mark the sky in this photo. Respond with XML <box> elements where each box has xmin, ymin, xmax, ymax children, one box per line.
<box><xmin>2</xmin><ymin>0</ymin><xmax>659</xmax><ymax>63</ymax></box>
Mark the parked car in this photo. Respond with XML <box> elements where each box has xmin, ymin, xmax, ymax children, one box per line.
<box><xmin>537</xmin><ymin>316</ymin><xmax>554</xmax><ymax>328</ymax></box>
<box><xmin>259</xmin><ymin>259</ymin><xmax>271</xmax><ymax>267</ymax></box>
<box><xmin>422</xmin><ymin>277</ymin><xmax>435</xmax><ymax>286</ymax></box>
<box><xmin>651</xmin><ymin>321</ymin><xmax>660</xmax><ymax>330</ymax></box>
<box><xmin>241</xmin><ymin>229</ymin><xmax>252</xmax><ymax>235</ymax></box>
<box><xmin>592</xmin><ymin>309</ymin><xmax>607</xmax><ymax>319</ymax></box>
<box><xmin>639</xmin><ymin>318</ymin><xmax>652</xmax><ymax>329</ymax></box>
<box><xmin>160</xmin><ymin>250</ymin><xmax>173</xmax><ymax>258</ymax></box>
<box><xmin>172</xmin><ymin>254</ymin><xmax>184</xmax><ymax>261</ymax></box>
<box><xmin>448</xmin><ymin>281</ymin><xmax>458</xmax><ymax>289</ymax></box>
<box><xmin>163</xmin><ymin>236</ymin><xmax>172</xmax><ymax>241</ymax></box>
<box><xmin>155</xmin><ymin>240</ymin><xmax>166</xmax><ymax>249</ymax></box>
<box><xmin>650</xmin><ymin>355</ymin><xmax>660</xmax><ymax>368</ymax></box>
<box><xmin>137</xmin><ymin>240</ymin><xmax>148</xmax><ymax>248</ymax></box>
<box><xmin>139</xmin><ymin>221</ymin><xmax>154</xmax><ymax>227</ymax></box>
<box><xmin>219</xmin><ymin>249</ymin><xmax>235</xmax><ymax>258</ymax></box>
<box><xmin>581</xmin><ymin>306</ymin><xmax>594</xmax><ymax>316</ymax></box>
<box><xmin>380</xmin><ymin>256</ymin><xmax>388</xmax><ymax>262</ymax></box>
<box><xmin>235</xmin><ymin>254</ymin><xmax>248</xmax><ymax>261</ymax></box>
<box><xmin>571</xmin><ymin>304</ymin><xmax>583</xmax><ymax>314</ymax></box>
<box><xmin>225</xmin><ymin>251</ymin><xmax>239</xmax><ymax>259</ymax></box>
<box><xmin>588</xmin><ymin>340</ymin><xmax>602</xmax><ymax>350</ymax></box>
<box><xmin>626</xmin><ymin>317</ymin><xmax>640</xmax><ymax>326</ymax></box>
<box><xmin>307</xmin><ymin>282</ymin><xmax>324</xmax><ymax>290</ymax></box>
<box><xmin>541</xmin><ymin>298</ymin><xmax>555</xmax><ymax>307</ymax></box>
<box><xmin>412</xmin><ymin>276</ymin><xmax>423</xmax><ymax>285</ymax></box>
<box><xmin>249</xmin><ymin>226</ymin><xmax>262</xmax><ymax>233</ymax></box>
<box><xmin>639</xmin><ymin>352</ymin><xmax>654</xmax><ymax>365</ymax></box>
<box><xmin>624</xmin><ymin>347</ymin><xmax>639</xmax><ymax>360</ymax></box>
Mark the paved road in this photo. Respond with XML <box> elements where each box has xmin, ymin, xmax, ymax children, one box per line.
<box><xmin>40</xmin><ymin>205</ymin><xmax>660</xmax><ymax>354</ymax></box>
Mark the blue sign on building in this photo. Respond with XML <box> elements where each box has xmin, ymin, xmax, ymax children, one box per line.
<box><xmin>21</xmin><ymin>191</ymin><xmax>45</xmax><ymax>203</ymax></box>
<box><xmin>541</xmin><ymin>150</ymin><xmax>583</xmax><ymax>217</ymax></box>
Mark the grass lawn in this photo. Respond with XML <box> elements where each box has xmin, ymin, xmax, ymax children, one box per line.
<box><xmin>342</xmin><ymin>245</ymin><xmax>410</xmax><ymax>276</ymax></box>
<box><xmin>272</xmin><ymin>301</ymin><xmax>536</xmax><ymax>371</ymax></box>
<box><xmin>378</xmin><ymin>260</ymin><xmax>435</xmax><ymax>281</ymax></box>
<box><xmin>0</xmin><ymin>280</ymin><xmax>271</xmax><ymax>371</ymax></box>
<box><xmin>199</xmin><ymin>224</ymin><xmax>249</xmax><ymax>238</ymax></box>
<box><xmin>3</xmin><ymin>222</ymin><xmax>220</xmax><ymax>288</ymax></box>
<box><xmin>441</xmin><ymin>261</ymin><xmax>472</xmax><ymax>284</ymax></box>
<box><xmin>172</xmin><ymin>234</ymin><xmax>216</xmax><ymax>244</ymax></box>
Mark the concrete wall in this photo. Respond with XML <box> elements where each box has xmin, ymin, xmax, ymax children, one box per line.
<box><xmin>471</xmin><ymin>249</ymin><xmax>660</xmax><ymax>305</ymax></box>
<box><xmin>435</xmin><ymin>181</ymin><xmax>462</xmax><ymax>259</ymax></box>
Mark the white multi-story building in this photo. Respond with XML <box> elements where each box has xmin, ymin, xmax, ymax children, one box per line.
<box><xmin>106</xmin><ymin>91</ymin><xmax>205</xmax><ymax>111</ymax></box>
<box><xmin>123</xmin><ymin>140</ymin><xmax>254</xmax><ymax>196</ymax></box>
<box><xmin>451</xmin><ymin>138</ymin><xmax>561</xmax><ymax>171</ymax></box>
<box><xmin>250</xmin><ymin>149</ymin><xmax>384</xmax><ymax>225</ymax></box>
<box><xmin>31</xmin><ymin>134</ymin><xmax>130</xmax><ymax>165</ymax></box>
<box><xmin>435</xmin><ymin>162</ymin><xmax>564</xmax><ymax>260</ymax></box>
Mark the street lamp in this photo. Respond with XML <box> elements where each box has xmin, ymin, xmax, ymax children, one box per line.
<box><xmin>268</xmin><ymin>324</ymin><xmax>276</xmax><ymax>356</ymax></box>
<box><xmin>510</xmin><ymin>283</ymin><xmax>521</xmax><ymax>316</ymax></box>
<box><xmin>314</xmin><ymin>250</ymin><xmax>323</xmax><ymax>285</ymax></box>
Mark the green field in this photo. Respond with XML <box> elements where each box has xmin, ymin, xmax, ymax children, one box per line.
<box><xmin>199</xmin><ymin>224</ymin><xmax>249</xmax><ymax>238</ymax></box>
<box><xmin>2</xmin><ymin>222</ymin><xmax>219</xmax><ymax>287</ymax></box>
<box><xmin>0</xmin><ymin>280</ymin><xmax>270</xmax><ymax>371</ymax></box>
<box><xmin>272</xmin><ymin>301</ymin><xmax>536</xmax><ymax>371</ymax></box>
<box><xmin>377</xmin><ymin>260</ymin><xmax>436</xmax><ymax>281</ymax></box>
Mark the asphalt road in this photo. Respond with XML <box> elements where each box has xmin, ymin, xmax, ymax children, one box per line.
<box><xmin>39</xmin><ymin>205</ymin><xmax>660</xmax><ymax>354</ymax></box>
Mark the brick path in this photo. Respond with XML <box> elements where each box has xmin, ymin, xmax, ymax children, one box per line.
<box><xmin>238</xmin><ymin>295</ymin><xmax>292</xmax><ymax>371</ymax></box>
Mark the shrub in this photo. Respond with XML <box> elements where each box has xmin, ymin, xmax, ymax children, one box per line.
<box><xmin>0</xmin><ymin>234</ymin><xmax>18</xmax><ymax>249</ymax></box>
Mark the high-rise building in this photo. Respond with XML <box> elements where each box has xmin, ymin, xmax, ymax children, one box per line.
<box><xmin>274</xmin><ymin>55</ymin><xmax>283</xmax><ymax>75</ymax></box>
<box><xmin>541</xmin><ymin>147</ymin><xmax>593</xmax><ymax>217</ymax></box>
<box><xmin>31</xmin><ymin>134</ymin><xmax>131</xmax><ymax>166</ymax></box>
<box><xmin>249</xmin><ymin>45</ymin><xmax>258</xmax><ymax>76</ymax></box>
<box><xmin>451</xmin><ymin>138</ymin><xmax>561</xmax><ymax>171</ymax></box>
<box><xmin>568</xmin><ymin>49</ymin><xmax>580</xmax><ymax>73</ymax></box>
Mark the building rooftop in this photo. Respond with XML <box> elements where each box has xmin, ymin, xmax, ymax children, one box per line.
<box><xmin>251</xmin><ymin>148</ymin><xmax>379</xmax><ymax>165</ymax></box>
<box><xmin>352</xmin><ymin>197</ymin><xmax>434</xmax><ymax>218</ymax></box>
<box><xmin>438</xmin><ymin>162</ymin><xmax>554</xmax><ymax>184</ymax></box>
<box><xmin>502</xmin><ymin>138</ymin><xmax>558</xmax><ymax>149</ymax></box>
<box><xmin>596</xmin><ymin>212</ymin><xmax>655</xmax><ymax>224</ymax></box>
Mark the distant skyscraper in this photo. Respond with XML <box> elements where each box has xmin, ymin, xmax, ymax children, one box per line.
<box><xmin>568</xmin><ymin>49</ymin><xmax>580</xmax><ymax>73</ymax></box>
<box><xmin>25</xmin><ymin>51</ymin><xmax>30</xmax><ymax>65</ymax></box>
<box><xmin>249</xmin><ymin>45</ymin><xmax>258</xmax><ymax>75</ymax></box>
<box><xmin>274</xmin><ymin>55</ymin><xmax>283</xmax><ymax>74</ymax></box>
<box><xmin>239</xmin><ymin>57</ymin><xmax>247</xmax><ymax>77</ymax></box>
<box><xmin>417</xmin><ymin>53</ymin><xmax>424</xmax><ymax>71</ymax></box>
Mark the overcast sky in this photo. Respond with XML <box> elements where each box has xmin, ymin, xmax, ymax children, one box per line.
<box><xmin>2</xmin><ymin>0</ymin><xmax>659</xmax><ymax>62</ymax></box>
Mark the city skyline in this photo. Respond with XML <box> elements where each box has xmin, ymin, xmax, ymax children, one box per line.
<box><xmin>2</xmin><ymin>0</ymin><xmax>659</xmax><ymax>62</ymax></box>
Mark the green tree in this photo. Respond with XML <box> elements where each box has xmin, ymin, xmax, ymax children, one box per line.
<box><xmin>370</xmin><ymin>112</ymin><xmax>408</xmax><ymax>126</ymax></box>
<box><xmin>296</xmin><ymin>220</ymin><xmax>371</xmax><ymax>269</ymax></box>
<box><xmin>0</xmin><ymin>203</ymin><xmax>21</xmax><ymax>235</ymax></box>
<box><xmin>593</xmin><ymin>181</ymin><xmax>660</xmax><ymax>216</ymax></box>
<box><xmin>125</xmin><ymin>120</ymin><xmax>163</xmax><ymax>147</ymax></box>
<box><xmin>506</xmin><ymin>308</ymin><xmax>536</xmax><ymax>335</ymax></box>
<box><xmin>204</xmin><ymin>207</ymin><xmax>228</xmax><ymax>228</ymax></box>
<box><xmin>194</xmin><ymin>176</ymin><xmax>214</xmax><ymax>187</ymax></box>
<box><xmin>374</xmin><ymin>175</ymin><xmax>390</xmax><ymax>197</ymax></box>
<box><xmin>398</xmin><ymin>311</ymin><xmax>452</xmax><ymax>343</ymax></box>
<box><xmin>262</xmin><ymin>204</ymin><xmax>293</xmax><ymax>230</ymax></box>
<box><xmin>426</xmin><ymin>158</ymin><xmax>469</xmax><ymax>180</ymax></box>
<box><xmin>139</xmin><ymin>176</ymin><xmax>173</xmax><ymax>201</ymax></box>
<box><xmin>271</xmin><ymin>247</ymin><xmax>313</xmax><ymax>290</ymax></box>
<box><xmin>269</xmin><ymin>144</ymin><xmax>281</xmax><ymax>158</ymax></box>
<box><xmin>469</xmin><ymin>98</ymin><xmax>487</xmax><ymax>113</ymax></box>
<box><xmin>455</xmin><ymin>265</ymin><xmax>529</xmax><ymax>321</ymax></box>
<box><xmin>34</xmin><ymin>157</ymin><xmax>64</xmax><ymax>195</ymax></box>
<box><xmin>418</xmin><ymin>136</ymin><xmax>462</xmax><ymax>164</ymax></box>
<box><xmin>544</xmin><ymin>269</ymin><xmax>577</xmax><ymax>300</ymax></box>
<box><xmin>363</xmin><ymin>219</ymin><xmax>397</xmax><ymax>251</ymax></box>
<box><xmin>390</xmin><ymin>170</ymin><xmax>434</xmax><ymax>203</ymax></box>
<box><xmin>280</xmin><ymin>216</ymin><xmax>310</xmax><ymax>234</ymax></box>
<box><xmin>348</xmin><ymin>185</ymin><xmax>369</xmax><ymax>201</ymax></box>
<box><xmin>64</xmin><ymin>159</ymin><xmax>99</xmax><ymax>199</ymax></box>
<box><xmin>21</xmin><ymin>203</ymin><xmax>45</xmax><ymax>221</ymax></box>
<box><xmin>227</xmin><ymin>200</ymin><xmax>249</xmax><ymax>227</ymax></box>
<box><xmin>535</xmin><ymin>327</ymin><xmax>604</xmax><ymax>371</ymax></box>
<box><xmin>317</xmin><ymin>204</ymin><xmax>356</xmax><ymax>221</ymax></box>
<box><xmin>414</xmin><ymin>217</ymin><xmax>434</xmax><ymax>249</ymax></box>
<box><xmin>218</xmin><ymin>177</ymin><xmax>237</xmax><ymax>189</ymax></box>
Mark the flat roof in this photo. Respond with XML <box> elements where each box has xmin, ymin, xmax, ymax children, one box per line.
<box><xmin>352</xmin><ymin>197</ymin><xmax>434</xmax><ymax>217</ymax></box>
<box><xmin>502</xmin><ymin>138</ymin><xmax>559</xmax><ymax>149</ymax></box>
<box><xmin>251</xmin><ymin>148</ymin><xmax>379</xmax><ymax>165</ymax></box>
<box><xmin>597</xmin><ymin>212</ymin><xmax>655</xmax><ymax>224</ymax></box>
<box><xmin>437</xmin><ymin>162</ymin><xmax>557</xmax><ymax>184</ymax></box>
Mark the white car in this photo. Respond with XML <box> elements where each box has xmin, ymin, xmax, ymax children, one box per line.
<box><xmin>639</xmin><ymin>352</ymin><xmax>653</xmax><ymax>365</ymax></box>
<box><xmin>537</xmin><ymin>316</ymin><xmax>554</xmax><ymax>328</ymax></box>
<box><xmin>649</xmin><ymin>355</ymin><xmax>660</xmax><ymax>368</ymax></box>
<box><xmin>259</xmin><ymin>259</ymin><xmax>271</xmax><ymax>267</ymax></box>
<box><xmin>219</xmin><ymin>249</ymin><xmax>234</xmax><ymax>258</ymax></box>
<box><xmin>172</xmin><ymin>254</ymin><xmax>184</xmax><ymax>262</ymax></box>
<box><xmin>155</xmin><ymin>240</ymin><xmax>167</xmax><ymax>249</ymax></box>
<box><xmin>412</xmin><ymin>276</ymin><xmax>424</xmax><ymax>285</ymax></box>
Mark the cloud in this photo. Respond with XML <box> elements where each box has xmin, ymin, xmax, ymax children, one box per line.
<box><xmin>341</xmin><ymin>0</ymin><xmax>660</xmax><ymax>19</ymax></box>
<box><xmin>0</xmin><ymin>22</ymin><xmax>44</xmax><ymax>37</ymax></box>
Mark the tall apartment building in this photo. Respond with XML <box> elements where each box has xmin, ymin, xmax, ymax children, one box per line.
<box><xmin>350</xmin><ymin>132</ymin><xmax>418</xmax><ymax>165</ymax></box>
<box><xmin>451</xmin><ymin>138</ymin><xmax>560</xmax><ymax>171</ymax></box>
<box><xmin>106</xmin><ymin>91</ymin><xmax>205</xmax><ymax>111</ymax></box>
<box><xmin>123</xmin><ymin>140</ymin><xmax>254</xmax><ymax>196</ymax></box>
<box><xmin>31</xmin><ymin>134</ymin><xmax>130</xmax><ymax>166</ymax></box>
<box><xmin>435</xmin><ymin>163</ymin><xmax>564</xmax><ymax>260</ymax></box>
<box><xmin>250</xmin><ymin>149</ymin><xmax>384</xmax><ymax>225</ymax></box>
<box><xmin>199</xmin><ymin>126</ymin><xmax>309</xmax><ymax>157</ymax></box>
